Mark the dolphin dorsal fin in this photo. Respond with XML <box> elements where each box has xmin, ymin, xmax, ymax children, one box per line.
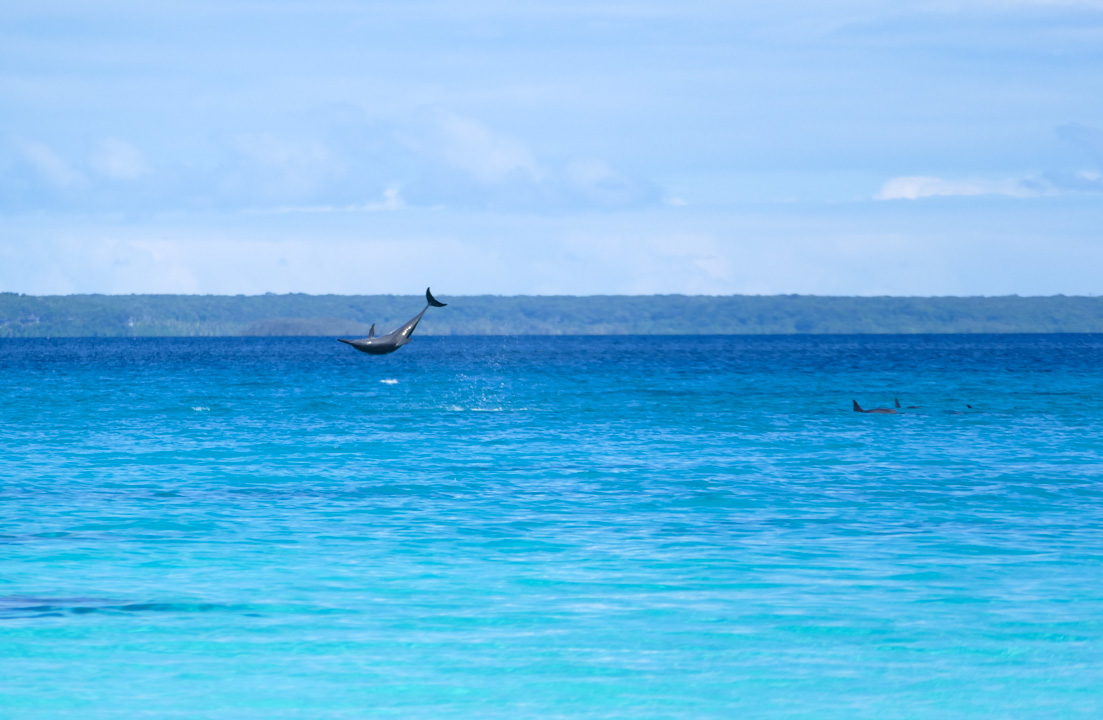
<box><xmin>368</xmin><ymin>323</ymin><xmax>375</xmax><ymax>339</ymax></box>
<box><xmin>895</xmin><ymin>398</ymin><xmax>901</xmax><ymax>408</ymax></box>
<box><xmin>853</xmin><ymin>400</ymin><xmax>863</xmax><ymax>412</ymax></box>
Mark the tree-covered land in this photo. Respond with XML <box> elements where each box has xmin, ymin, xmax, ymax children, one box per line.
<box><xmin>2</xmin><ymin>292</ymin><xmax>1102</xmax><ymax>337</ymax></box>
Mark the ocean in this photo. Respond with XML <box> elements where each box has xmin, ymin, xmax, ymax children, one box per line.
<box><xmin>2</xmin><ymin>335</ymin><xmax>1102</xmax><ymax>718</ymax></box>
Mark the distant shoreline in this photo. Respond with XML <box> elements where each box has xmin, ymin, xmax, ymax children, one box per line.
<box><xmin>2</xmin><ymin>293</ymin><xmax>1102</xmax><ymax>337</ymax></box>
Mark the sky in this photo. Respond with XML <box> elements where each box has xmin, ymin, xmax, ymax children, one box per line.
<box><xmin>2</xmin><ymin>0</ymin><xmax>1102</xmax><ymax>296</ymax></box>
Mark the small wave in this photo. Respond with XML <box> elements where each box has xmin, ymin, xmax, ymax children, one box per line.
<box><xmin>191</xmin><ymin>406</ymin><xmax>210</xmax><ymax>412</ymax></box>
<box><xmin>445</xmin><ymin>406</ymin><xmax>506</xmax><ymax>412</ymax></box>
<box><xmin>379</xmin><ymin>379</ymin><xmax>399</xmax><ymax>385</ymax></box>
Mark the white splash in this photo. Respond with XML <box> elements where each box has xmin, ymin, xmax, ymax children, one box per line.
<box><xmin>379</xmin><ymin>379</ymin><xmax>399</xmax><ymax>385</ymax></box>
<box><xmin>191</xmin><ymin>406</ymin><xmax>210</xmax><ymax>412</ymax></box>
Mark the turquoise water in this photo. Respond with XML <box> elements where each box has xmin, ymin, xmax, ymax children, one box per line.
<box><xmin>2</xmin><ymin>335</ymin><xmax>1103</xmax><ymax>718</ymax></box>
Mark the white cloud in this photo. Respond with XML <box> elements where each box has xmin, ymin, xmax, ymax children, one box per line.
<box><xmin>874</xmin><ymin>175</ymin><xmax>1041</xmax><ymax>200</ymax></box>
<box><xmin>552</xmin><ymin>231</ymin><xmax>737</xmax><ymax>294</ymax></box>
<box><xmin>6</xmin><ymin>202</ymin><xmax>1103</xmax><ymax>297</ymax></box>
<box><xmin>876</xmin><ymin>122</ymin><xmax>1103</xmax><ymax>201</ymax></box>
<box><xmin>399</xmin><ymin>108</ymin><xmax>659</xmax><ymax>211</ymax></box>
<box><xmin>88</xmin><ymin>138</ymin><xmax>148</xmax><ymax>180</ymax></box>
<box><xmin>231</xmin><ymin>133</ymin><xmax>331</xmax><ymax>169</ymax></box>
<box><xmin>403</xmin><ymin>108</ymin><xmax>542</xmax><ymax>184</ymax></box>
<box><xmin>224</xmin><ymin>133</ymin><xmax>340</xmax><ymax>201</ymax></box>
<box><xmin>14</xmin><ymin>139</ymin><xmax>84</xmax><ymax>188</ymax></box>
<box><xmin>562</xmin><ymin>158</ymin><xmax>651</xmax><ymax>206</ymax></box>
<box><xmin>359</xmin><ymin>186</ymin><xmax>405</xmax><ymax>211</ymax></box>
<box><xmin>260</xmin><ymin>186</ymin><xmax>406</xmax><ymax>214</ymax></box>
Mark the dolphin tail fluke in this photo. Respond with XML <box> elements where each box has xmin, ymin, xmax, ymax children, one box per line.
<box><xmin>368</xmin><ymin>323</ymin><xmax>375</xmax><ymax>339</ymax></box>
<box><xmin>853</xmin><ymin>400</ymin><xmax>863</xmax><ymax>412</ymax></box>
<box><xmin>895</xmin><ymin>398</ymin><xmax>901</xmax><ymax>408</ymax></box>
<box><xmin>426</xmin><ymin>287</ymin><xmax>447</xmax><ymax>307</ymax></box>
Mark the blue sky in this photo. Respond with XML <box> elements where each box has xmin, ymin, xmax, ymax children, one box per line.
<box><xmin>2</xmin><ymin>0</ymin><xmax>1102</xmax><ymax>295</ymax></box>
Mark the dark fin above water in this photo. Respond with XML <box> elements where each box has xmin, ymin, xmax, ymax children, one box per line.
<box><xmin>895</xmin><ymin>398</ymin><xmax>901</xmax><ymax>408</ymax></box>
<box><xmin>368</xmin><ymin>323</ymin><xmax>375</xmax><ymax>339</ymax></box>
<box><xmin>426</xmin><ymin>287</ymin><xmax>447</xmax><ymax>307</ymax></box>
<box><xmin>853</xmin><ymin>400</ymin><xmax>863</xmax><ymax>412</ymax></box>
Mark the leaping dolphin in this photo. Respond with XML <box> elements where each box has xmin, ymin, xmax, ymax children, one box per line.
<box><xmin>339</xmin><ymin>288</ymin><xmax>447</xmax><ymax>355</ymax></box>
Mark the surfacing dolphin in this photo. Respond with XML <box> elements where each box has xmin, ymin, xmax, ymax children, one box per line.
<box><xmin>339</xmin><ymin>288</ymin><xmax>447</xmax><ymax>355</ymax></box>
<box><xmin>853</xmin><ymin>400</ymin><xmax>897</xmax><ymax>414</ymax></box>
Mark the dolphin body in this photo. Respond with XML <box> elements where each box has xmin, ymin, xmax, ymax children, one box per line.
<box><xmin>853</xmin><ymin>400</ymin><xmax>897</xmax><ymax>414</ymax></box>
<box><xmin>339</xmin><ymin>288</ymin><xmax>447</xmax><ymax>355</ymax></box>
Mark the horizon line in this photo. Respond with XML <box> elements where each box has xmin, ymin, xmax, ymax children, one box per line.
<box><xmin>2</xmin><ymin>292</ymin><xmax>1099</xmax><ymax>300</ymax></box>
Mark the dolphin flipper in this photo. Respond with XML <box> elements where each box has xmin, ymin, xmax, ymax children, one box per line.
<box><xmin>426</xmin><ymin>287</ymin><xmax>447</xmax><ymax>308</ymax></box>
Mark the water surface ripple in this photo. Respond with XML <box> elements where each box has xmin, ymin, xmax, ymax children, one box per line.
<box><xmin>2</xmin><ymin>336</ymin><xmax>1102</xmax><ymax>718</ymax></box>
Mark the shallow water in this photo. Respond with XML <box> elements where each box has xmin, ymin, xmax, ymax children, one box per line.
<box><xmin>2</xmin><ymin>335</ymin><xmax>1102</xmax><ymax>718</ymax></box>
